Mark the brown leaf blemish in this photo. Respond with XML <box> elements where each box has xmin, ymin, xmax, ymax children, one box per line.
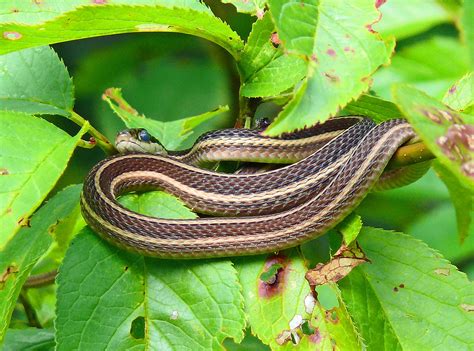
<box><xmin>0</xmin><ymin>265</ymin><xmax>19</xmax><ymax>289</ymax></box>
<box><xmin>376</xmin><ymin>0</ymin><xmax>387</xmax><ymax>8</ymax></box>
<box><xmin>3</xmin><ymin>31</ymin><xmax>22</xmax><ymax>40</ymax></box>
<box><xmin>393</xmin><ymin>286</ymin><xmax>399</xmax><ymax>292</ymax></box>
<box><xmin>325</xmin><ymin>310</ymin><xmax>339</xmax><ymax>324</ymax></box>
<box><xmin>17</xmin><ymin>216</ymin><xmax>31</xmax><ymax>227</ymax></box>
<box><xmin>324</xmin><ymin>72</ymin><xmax>340</xmax><ymax>83</ymax></box>
<box><xmin>309</xmin><ymin>328</ymin><xmax>322</xmax><ymax>343</ymax></box>
<box><xmin>0</xmin><ymin>168</ymin><xmax>9</xmax><ymax>175</ymax></box>
<box><xmin>326</xmin><ymin>48</ymin><xmax>336</xmax><ymax>57</ymax></box>
<box><xmin>434</xmin><ymin>268</ymin><xmax>450</xmax><ymax>276</ymax></box>
<box><xmin>305</xmin><ymin>242</ymin><xmax>369</xmax><ymax>286</ymax></box>
<box><xmin>448</xmin><ymin>85</ymin><xmax>457</xmax><ymax>94</ymax></box>
<box><xmin>92</xmin><ymin>0</ymin><xmax>107</xmax><ymax>4</ymax></box>
<box><xmin>11</xmin><ymin>8</ymin><xmax>19</xmax><ymax>13</ymax></box>
<box><xmin>47</xmin><ymin>220</ymin><xmax>60</xmax><ymax>235</ymax></box>
<box><xmin>461</xmin><ymin>304</ymin><xmax>474</xmax><ymax>312</ymax></box>
<box><xmin>258</xmin><ymin>254</ymin><xmax>288</xmax><ymax>299</ymax></box>
<box><xmin>271</xmin><ymin>32</ymin><xmax>281</xmax><ymax>48</ymax></box>
<box><xmin>365</xmin><ymin>24</ymin><xmax>376</xmax><ymax>33</ymax></box>
<box><xmin>399</xmin><ymin>283</ymin><xmax>405</xmax><ymax>288</ymax></box>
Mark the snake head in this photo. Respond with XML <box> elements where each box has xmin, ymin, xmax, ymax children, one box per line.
<box><xmin>115</xmin><ymin>128</ymin><xmax>168</xmax><ymax>155</ymax></box>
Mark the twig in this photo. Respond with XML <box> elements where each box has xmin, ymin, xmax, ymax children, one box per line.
<box><xmin>24</xmin><ymin>270</ymin><xmax>58</xmax><ymax>289</ymax></box>
<box><xmin>19</xmin><ymin>292</ymin><xmax>42</xmax><ymax>329</ymax></box>
<box><xmin>387</xmin><ymin>141</ymin><xmax>435</xmax><ymax>170</ymax></box>
<box><xmin>70</xmin><ymin>111</ymin><xmax>115</xmax><ymax>155</ymax></box>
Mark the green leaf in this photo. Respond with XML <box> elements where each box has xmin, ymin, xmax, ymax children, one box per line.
<box><xmin>392</xmin><ymin>84</ymin><xmax>473</xmax><ymax>188</ymax></box>
<box><xmin>118</xmin><ymin>191</ymin><xmax>196</xmax><ymax>220</ymax></box>
<box><xmin>268</xmin><ymin>0</ymin><xmax>318</xmax><ymax>56</ymax></box>
<box><xmin>239</xmin><ymin>13</ymin><xmax>306</xmax><ymax>98</ymax></box>
<box><xmin>0</xmin><ymin>112</ymin><xmax>88</xmax><ymax>248</ymax></box>
<box><xmin>0</xmin><ymin>4</ymin><xmax>243</xmax><ymax>58</ymax></box>
<box><xmin>443</xmin><ymin>72</ymin><xmax>474</xmax><ymax>113</ymax></box>
<box><xmin>222</xmin><ymin>0</ymin><xmax>266</xmax><ymax>16</ymax></box>
<box><xmin>57</xmin><ymin>191</ymin><xmax>243</xmax><ymax>349</ymax></box>
<box><xmin>0</xmin><ymin>0</ymin><xmax>212</xmax><ymax>24</ymax></box>
<box><xmin>103</xmin><ymin>87</ymin><xmax>229</xmax><ymax>150</ymax></box>
<box><xmin>235</xmin><ymin>250</ymin><xmax>313</xmax><ymax>349</ymax></box>
<box><xmin>461</xmin><ymin>0</ymin><xmax>474</xmax><ymax>68</ymax></box>
<box><xmin>433</xmin><ymin>161</ymin><xmax>474</xmax><ymax>243</ymax></box>
<box><xmin>340</xmin><ymin>227</ymin><xmax>474</xmax><ymax>350</ymax></box>
<box><xmin>0</xmin><ymin>185</ymin><xmax>81</xmax><ymax>342</ymax></box>
<box><xmin>342</xmin><ymin>94</ymin><xmax>403</xmax><ymax>123</ymax></box>
<box><xmin>56</xmin><ymin>229</ymin><xmax>245</xmax><ymax>350</ymax></box>
<box><xmin>2</xmin><ymin>328</ymin><xmax>54</xmax><ymax>351</ymax></box>
<box><xmin>0</xmin><ymin>46</ymin><xmax>73</xmax><ymax>117</ymax></box>
<box><xmin>373</xmin><ymin>36</ymin><xmax>469</xmax><ymax>100</ymax></box>
<box><xmin>337</xmin><ymin>213</ymin><xmax>362</xmax><ymax>246</ymax></box>
<box><xmin>374</xmin><ymin>0</ymin><xmax>451</xmax><ymax>40</ymax></box>
<box><xmin>236</xmin><ymin>249</ymin><xmax>361</xmax><ymax>349</ymax></box>
<box><xmin>309</xmin><ymin>284</ymin><xmax>361</xmax><ymax>350</ymax></box>
<box><xmin>408</xmin><ymin>203</ymin><xmax>474</xmax><ymax>264</ymax></box>
<box><xmin>265</xmin><ymin>0</ymin><xmax>394</xmax><ymax>135</ymax></box>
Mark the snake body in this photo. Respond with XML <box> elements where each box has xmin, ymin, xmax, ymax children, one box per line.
<box><xmin>81</xmin><ymin>117</ymin><xmax>415</xmax><ymax>258</ymax></box>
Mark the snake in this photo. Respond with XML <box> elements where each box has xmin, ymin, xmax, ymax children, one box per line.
<box><xmin>80</xmin><ymin>117</ymin><xmax>422</xmax><ymax>259</ymax></box>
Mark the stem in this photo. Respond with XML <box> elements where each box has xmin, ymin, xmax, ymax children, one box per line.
<box><xmin>24</xmin><ymin>270</ymin><xmax>58</xmax><ymax>289</ymax></box>
<box><xmin>70</xmin><ymin>111</ymin><xmax>116</xmax><ymax>155</ymax></box>
<box><xmin>19</xmin><ymin>292</ymin><xmax>42</xmax><ymax>329</ymax></box>
<box><xmin>387</xmin><ymin>141</ymin><xmax>435</xmax><ymax>170</ymax></box>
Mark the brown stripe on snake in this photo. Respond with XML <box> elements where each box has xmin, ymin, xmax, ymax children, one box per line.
<box><xmin>81</xmin><ymin>119</ymin><xmax>415</xmax><ymax>258</ymax></box>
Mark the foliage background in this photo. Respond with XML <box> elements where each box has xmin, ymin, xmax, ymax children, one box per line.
<box><xmin>0</xmin><ymin>0</ymin><xmax>472</xmax><ymax>350</ymax></box>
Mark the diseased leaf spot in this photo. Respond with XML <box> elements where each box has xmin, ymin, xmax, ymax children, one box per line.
<box><xmin>170</xmin><ymin>310</ymin><xmax>179</xmax><ymax>320</ymax></box>
<box><xmin>3</xmin><ymin>31</ymin><xmax>22</xmax><ymax>40</ymax></box>
<box><xmin>326</xmin><ymin>48</ymin><xmax>336</xmax><ymax>57</ymax></box>
<box><xmin>0</xmin><ymin>265</ymin><xmax>19</xmax><ymax>289</ymax></box>
<box><xmin>393</xmin><ymin>286</ymin><xmax>399</xmax><ymax>292</ymax></box>
<box><xmin>323</xmin><ymin>72</ymin><xmax>340</xmax><ymax>83</ymax></box>
<box><xmin>259</xmin><ymin>263</ymin><xmax>282</xmax><ymax>284</ymax></box>
<box><xmin>124</xmin><ymin>266</ymin><xmax>129</xmax><ymax>271</ymax></box>
<box><xmin>92</xmin><ymin>0</ymin><xmax>107</xmax><ymax>4</ymax></box>
<box><xmin>460</xmin><ymin>304</ymin><xmax>474</xmax><ymax>312</ymax></box>
<box><xmin>135</xmin><ymin>23</ymin><xmax>170</xmax><ymax>32</ymax></box>
<box><xmin>325</xmin><ymin>310</ymin><xmax>339</xmax><ymax>324</ymax></box>
<box><xmin>11</xmin><ymin>8</ymin><xmax>19</xmax><ymax>13</ymax></box>
<box><xmin>375</xmin><ymin>0</ymin><xmax>387</xmax><ymax>8</ymax></box>
<box><xmin>0</xmin><ymin>168</ymin><xmax>9</xmax><ymax>175</ymax></box>
<box><xmin>365</xmin><ymin>24</ymin><xmax>375</xmax><ymax>33</ymax></box>
<box><xmin>47</xmin><ymin>220</ymin><xmax>60</xmax><ymax>235</ymax></box>
<box><xmin>271</xmin><ymin>32</ymin><xmax>281</xmax><ymax>48</ymax></box>
<box><xmin>309</xmin><ymin>328</ymin><xmax>322</xmax><ymax>343</ymax></box>
<box><xmin>449</xmin><ymin>85</ymin><xmax>457</xmax><ymax>94</ymax></box>
<box><xmin>17</xmin><ymin>216</ymin><xmax>31</xmax><ymax>227</ymax></box>
<box><xmin>434</xmin><ymin>268</ymin><xmax>450</xmax><ymax>276</ymax></box>
<box><xmin>399</xmin><ymin>283</ymin><xmax>405</xmax><ymax>288</ymax></box>
<box><xmin>258</xmin><ymin>254</ymin><xmax>288</xmax><ymax>298</ymax></box>
<box><xmin>130</xmin><ymin>316</ymin><xmax>145</xmax><ymax>339</ymax></box>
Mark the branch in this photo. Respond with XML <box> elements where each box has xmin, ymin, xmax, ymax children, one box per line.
<box><xmin>387</xmin><ymin>141</ymin><xmax>435</xmax><ymax>170</ymax></box>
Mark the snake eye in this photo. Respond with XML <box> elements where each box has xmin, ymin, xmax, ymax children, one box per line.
<box><xmin>258</xmin><ymin>118</ymin><xmax>271</xmax><ymax>129</ymax></box>
<box><xmin>138</xmin><ymin>129</ymin><xmax>151</xmax><ymax>142</ymax></box>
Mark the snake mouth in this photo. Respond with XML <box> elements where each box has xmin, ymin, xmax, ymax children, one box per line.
<box><xmin>115</xmin><ymin>138</ymin><xmax>148</xmax><ymax>154</ymax></box>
